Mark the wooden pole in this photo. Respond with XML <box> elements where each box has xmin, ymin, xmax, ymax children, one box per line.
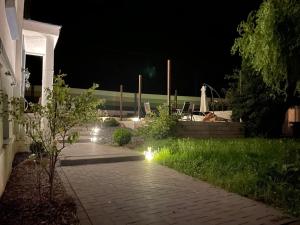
<box><xmin>120</xmin><ymin>84</ymin><xmax>123</xmax><ymax>121</ymax></box>
<box><xmin>138</xmin><ymin>75</ymin><xmax>142</xmax><ymax>119</ymax></box>
<box><xmin>174</xmin><ymin>89</ymin><xmax>177</xmax><ymax>109</ymax></box>
<box><xmin>134</xmin><ymin>93</ymin><xmax>137</xmax><ymax>115</ymax></box>
<box><xmin>240</xmin><ymin>72</ymin><xmax>242</xmax><ymax>95</ymax></box>
<box><xmin>200</xmin><ymin>87</ymin><xmax>201</xmax><ymax>113</ymax></box>
<box><xmin>167</xmin><ymin>59</ymin><xmax>171</xmax><ymax>115</ymax></box>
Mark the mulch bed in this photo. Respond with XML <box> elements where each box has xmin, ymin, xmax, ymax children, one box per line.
<box><xmin>0</xmin><ymin>152</ymin><xmax>79</xmax><ymax>225</ymax></box>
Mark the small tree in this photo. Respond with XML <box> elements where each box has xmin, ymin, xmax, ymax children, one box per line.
<box><xmin>11</xmin><ymin>75</ymin><xmax>101</xmax><ymax>200</ymax></box>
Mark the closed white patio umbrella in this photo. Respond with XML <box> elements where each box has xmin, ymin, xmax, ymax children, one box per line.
<box><xmin>200</xmin><ymin>84</ymin><xmax>209</xmax><ymax>113</ymax></box>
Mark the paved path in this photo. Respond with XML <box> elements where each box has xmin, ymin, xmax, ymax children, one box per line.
<box><xmin>58</xmin><ymin>143</ymin><xmax>298</xmax><ymax>225</ymax></box>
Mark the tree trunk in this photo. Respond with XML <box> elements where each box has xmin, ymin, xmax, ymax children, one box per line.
<box><xmin>48</xmin><ymin>155</ymin><xmax>55</xmax><ymax>201</ymax></box>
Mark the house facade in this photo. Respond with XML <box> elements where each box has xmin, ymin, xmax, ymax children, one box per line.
<box><xmin>0</xmin><ymin>0</ymin><xmax>60</xmax><ymax>196</ymax></box>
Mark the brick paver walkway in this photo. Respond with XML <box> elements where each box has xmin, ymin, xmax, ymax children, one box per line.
<box><xmin>58</xmin><ymin>143</ymin><xmax>298</xmax><ymax>225</ymax></box>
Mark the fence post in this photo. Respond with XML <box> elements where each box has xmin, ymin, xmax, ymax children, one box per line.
<box><xmin>138</xmin><ymin>75</ymin><xmax>142</xmax><ymax>119</ymax></box>
<box><xmin>174</xmin><ymin>89</ymin><xmax>177</xmax><ymax>109</ymax></box>
<box><xmin>167</xmin><ymin>59</ymin><xmax>171</xmax><ymax>115</ymax></box>
<box><xmin>120</xmin><ymin>84</ymin><xmax>123</xmax><ymax>121</ymax></box>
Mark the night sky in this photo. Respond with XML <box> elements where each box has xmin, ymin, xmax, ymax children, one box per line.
<box><xmin>25</xmin><ymin>0</ymin><xmax>262</xmax><ymax>97</ymax></box>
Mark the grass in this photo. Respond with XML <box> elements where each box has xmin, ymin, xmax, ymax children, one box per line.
<box><xmin>138</xmin><ymin>138</ymin><xmax>300</xmax><ymax>216</ymax></box>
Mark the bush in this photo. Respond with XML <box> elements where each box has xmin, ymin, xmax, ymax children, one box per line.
<box><xmin>113</xmin><ymin>128</ymin><xmax>132</xmax><ymax>146</ymax></box>
<box><xmin>138</xmin><ymin>105</ymin><xmax>178</xmax><ymax>139</ymax></box>
<box><xmin>29</xmin><ymin>141</ymin><xmax>45</xmax><ymax>158</ymax></box>
<box><xmin>226</xmin><ymin>66</ymin><xmax>286</xmax><ymax>137</ymax></box>
<box><xmin>102</xmin><ymin>117</ymin><xmax>119</xmax><ymax>127</ymax></box>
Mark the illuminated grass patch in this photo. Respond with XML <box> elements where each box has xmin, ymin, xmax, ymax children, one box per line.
<box><xmin>140</xmin><ymin>138</ymin><xmax>300</xmax><ymax>216</ymax></box>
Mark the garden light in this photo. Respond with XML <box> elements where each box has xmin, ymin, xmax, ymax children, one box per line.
<box><xmin>90</xmin><ymin>136</ymin><xmax>98</xmax><ymax>143</ymax></box>
<box><xmin>91</xmin><ymin>127</ymin><xmax>100</xmax><ymax>135</ymax></box>
<box><xmin>144</xmin><ymin>147</ymin><xmax>154</xmax><ymax>161</ymax></box>
<box><xmin>131</xmin><ymin>117</ymin><xmax>140</xmax><ymax>122</ymax></box>
<box><xmin>102</xmin><ymin>116</ymin><xmax>109</xmax><ymax>121</ymax></box>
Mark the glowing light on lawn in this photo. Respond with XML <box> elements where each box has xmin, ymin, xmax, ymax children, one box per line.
<box><xmin>144</xmin><ymin>147</ymin><xmax>154</xmax><ymax>161</ymax></box>
<box><xmin>90</xmin><ymin>136</ymin><xmax>98</xmax><ymax>142</ymax></box>
<box><xmin>91</xmin><ymin>127</ymin><xmax>100</xmax><ymax>135</ymax></box>
<box><xmin>131</xmin><ymin>117</ymin><xmax>140</xmax><ymax>122</ymax></box>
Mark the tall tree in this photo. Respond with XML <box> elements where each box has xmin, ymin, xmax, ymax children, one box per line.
<box><xmin>232</xmin><ymin>0</ymin><xmax>300</xmax><ymax>102</ymax></box>
<box><xmin>229</xmin><ymin>0</ymin><xmax>300</xmax><ymax>136</ymax></box>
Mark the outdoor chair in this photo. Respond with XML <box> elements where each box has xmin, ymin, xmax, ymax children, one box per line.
<box><xmin>144</xmin><ymin>102</ymin><xmax>152</xmax><ymax>116</ymax></box>
<box><xmin>177</xmin><ymin>101</ymin><xmax>194</xmax><ymax>121</ymax></box>
<box><xmin>144</xmin><ymin>102</ymin><xmax>157</xmax><ymax>117</ymax></box>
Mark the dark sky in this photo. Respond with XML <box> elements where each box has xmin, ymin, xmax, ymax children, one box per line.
<box><xmin>25</xmin><ymin>0</ymin><xmax>262</xmax><ymax>96</ymax></box>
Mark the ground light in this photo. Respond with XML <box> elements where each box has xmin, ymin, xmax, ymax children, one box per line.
<box><xmin>91</xmin><ymin>127</ymin><xmax>100</xmax><ymax>135</ymax></box>
<box><xmin>101</xmin><ymin>116</ymin><xmax>109</xmax><ymax>121</ymax></box>
<box><xmin>90</xmin><ymin>136</ymin><xmax>98</xmax><ymax>142</ymax></box>
<box><xmin>144</xmin><ymin>147</ymin><xmax>154</xmax><ymax>161</ymax></box>
<box><xmin>131</xmin><ymin>117</ymin><xmax>140</xmax><ymax>122</ymax></box>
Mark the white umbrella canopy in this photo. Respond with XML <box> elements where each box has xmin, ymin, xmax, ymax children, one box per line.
<box><xmin>200</xmin><ymin>85</ymin><xmax>209</xmax><ymax>113</ymax></box>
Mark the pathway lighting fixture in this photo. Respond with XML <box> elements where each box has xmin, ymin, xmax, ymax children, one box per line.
<box><xmin>131</xmin><ymin>117</ymin><xmax>140</xmax><ymax>122</ymax></box>
<box><xmin>91</xmin><ymin>127</ymin><xmax>100</xmax><ymax>135</ymax></box>
<box><xmin>90</xmin><ymin>136</ymin><xmax>98</xmax><ymax>143</ymax></box>
<box><xmin>101</xmin><ymin>116</ymin><xmax>109</xmax><ymax>121</ymax></box>
<box><xmin>144</xmin><ymin>147</ymin><xmax>154</xmax><ymax>161</ymax></box>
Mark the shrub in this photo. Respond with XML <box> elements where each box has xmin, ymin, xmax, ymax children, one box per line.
<box><xmin>113</xmin><ymin>128</ymin><xmax>132</xmax><ymax>146</ymax></box>
<box><xmin>138</xmin><ymin>105</ymin><xmax>178</xmax><ymax>139</ymax></box>
<box><xmin>29</xmin><ymin>141</ymin><xmax>45</xmax><ymax>158</ymax></box>
<box><xmin>226</xmin><ymin>66</ymin><xmax>286</xmax><ymax>137</ymax></box>
<box><xmin>102</xmin><ymin>117</ymin><xmax>119</xmax><ymax>127</ymax></box>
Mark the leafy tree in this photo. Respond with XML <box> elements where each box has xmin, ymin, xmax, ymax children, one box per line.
<box><xmin>232</xmin><ymin>0</ymin><xmax>300</xmax><ymax>99</ymax></box>
<box><xmin>11</xmin><ymin>75</ymin><xmax>101</xmax><ymax>200</ymax></box>
<box><xmin>229</xmin><ymin>0</ymin><xmax>300</xmax><ymax>136</ymax></box>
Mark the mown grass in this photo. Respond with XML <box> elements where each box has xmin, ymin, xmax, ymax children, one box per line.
<box><xmin>139</xmin><ymin>138</ymin><xmax>300</xmax><ymax>216</ymax></box>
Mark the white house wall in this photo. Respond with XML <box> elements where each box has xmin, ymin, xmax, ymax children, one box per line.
<box><xmin>0</xmin><ymin>0</ymin><xmax>17</xmax><ymax>74</ymax></box>
<box><xmin>14</xmin><ymin>0</ymin><xmax>24</xmax><ymax>95</ymax></box>
<box><xmin>0</xmin><ymin>0</ymin><xmax>24</xmax><ymax>197</ymax></box>
<box><xmin>23</xmin><ymin>20</ymin><xmax>60</xmax><ymax>106</ymax></box>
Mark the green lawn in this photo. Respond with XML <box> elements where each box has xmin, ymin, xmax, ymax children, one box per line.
<box><xmin>139</xmin><ymin>138</ymin><xmax>300</xmax><ymax>216</ymax></box>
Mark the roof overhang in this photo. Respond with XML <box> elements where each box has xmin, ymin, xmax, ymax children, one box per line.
<box><xmin>23</xmin><ymin>19</ymin><xmax>61</xmax><ymax>56</ymax></box>
<box><xmin>5</xmin><ymin>0</ymin><xmax>20</xmax><ymax>40</ymax></box>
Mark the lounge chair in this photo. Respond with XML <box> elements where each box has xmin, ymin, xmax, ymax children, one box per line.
<box><xmin>144</xmin><ymin>102</ymin><xmax>157</xmax><ymax>117</ymax></box>
<box><xmin>177</xmin><ymin>102</ymin><xmax>194</xmax><ymax>120</ymax></box>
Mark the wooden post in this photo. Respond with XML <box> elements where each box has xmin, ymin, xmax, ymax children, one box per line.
<box><xmin>120</xmin><ymin>84</ymin><xmax>123</xmax><ymax>121</ymax></box>
<box><xmin>174</xmin><ymin>89</ymin><xmax>177</xmax><ymax>109</ymax></box>
<box><xmin>138</xmin><ymin>75</ymin><xmax>142</xmax><ymax>119</ymax></box>
<box><xmin>240</xmin><ymin>72</ymin><xmax>242</xmax><ymax>95</ymax></box>
<box><xmin>200</xmin><ymin>87</ymin><xmax>201</xmax><ymax>113</ymax></box>
<box><xmin>134</xmin><ymin>93</ymin><xmax>137</xmax><ymax>115</ymax></box>
<box><xmin>167</xmin><ymin>59</ymin><xmax>171</xmax><ymax>115</ymax></box>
